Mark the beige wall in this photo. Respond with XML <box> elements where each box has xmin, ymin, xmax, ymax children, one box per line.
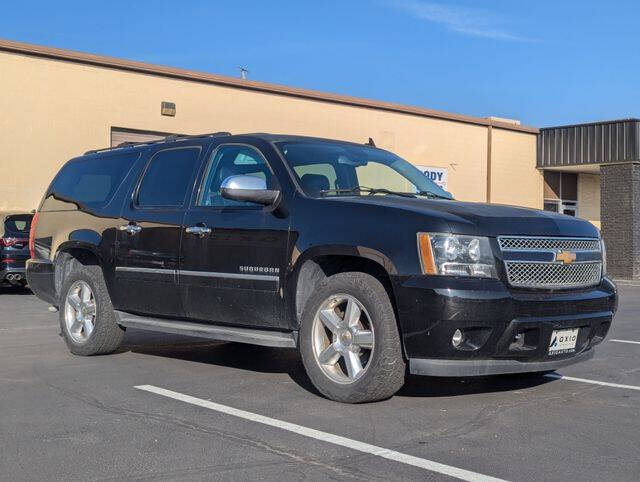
<box><xmin>578</xmin><ymin>173</ymin><xmax>601</xmax><ymax>229</ymax></box>
<box><xmin>0</xmin><ymin>50</ymin><xmax>538</xmax><ymax>211</ymax></box>
<box><xmin>489</xmin><ymin>129</ymin><xmax>543</xmax><ymax>209</ymax></box>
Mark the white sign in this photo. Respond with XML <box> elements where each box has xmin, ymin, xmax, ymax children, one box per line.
<box><xmin>416</xmin><ymin>166</ymin><xmax>448</xmax><ymax>190</ymax></box>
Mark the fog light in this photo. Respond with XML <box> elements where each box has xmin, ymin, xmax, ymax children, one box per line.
<box><xmin>452</xmin><ymin>329</ymin><xmax>464</xmax><ymax>348</ymax></box>
<box><xmin>510</xmin><ymin>332</ymin><xmax>525</xmax><ymax>350</ymax></box>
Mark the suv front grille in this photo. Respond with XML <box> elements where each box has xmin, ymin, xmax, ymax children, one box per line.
<box><xmin>498</xmin><ymin>237</ymin><xmax>600</xmax><ymax>251</ymax></box>
<box><xmin>498</xmin><ymin>236</ymin><xmax>602</xmax><ymax>289</ymax></box>
<box><xmin>504</xmin><ymin>262</ymin><xmax>602</xmax><ymax>289</ymax></box>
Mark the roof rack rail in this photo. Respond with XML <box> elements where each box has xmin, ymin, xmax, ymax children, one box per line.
<box><xmin>83</xmin><ymin>131</ymin><xmax>232</xmax><ymax>155</ymax></box>
<box><xmin>84</xmin><ymin>138</ymin><xmax>167</xmax><ymax>155</ymax></box>
<box><xmin>167</xmin><ymin>131</ymin><xmax>232</xmax><ymax>141</ymax></box>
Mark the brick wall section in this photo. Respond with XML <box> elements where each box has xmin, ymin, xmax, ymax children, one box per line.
<box><xmin>600</xmin><ymin>163</ymin><xmax>640</xmax><ymax>279</ymax></box>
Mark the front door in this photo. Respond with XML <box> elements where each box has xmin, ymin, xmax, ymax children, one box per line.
<box><xmin>114</xmin><ymin>145</ymin><xmax>202</xmax><ymax>318</ymax></box>
<box><xmin>179</xmin><ymin>143</ymin><xmax>290</xmax><ymax>328</ymax></box>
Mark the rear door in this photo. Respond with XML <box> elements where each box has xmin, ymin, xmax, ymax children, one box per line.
<box><xmin>113</xmin><ymin>144</ymin><xmax>203</xmax><ymax>318</ymax></box>
<box><xmin>178</xmin><ymin>142</ymin><xmax>290</xmax><ymax>328</ymax></box>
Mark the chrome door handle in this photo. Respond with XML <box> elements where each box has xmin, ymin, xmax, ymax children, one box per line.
<box><xmin>185</xmin><ymin>225</ymin><xmax>212</xmax><ymax>238</ymax></box>
<box><xmin>119</xmin><ymin>224</ymin><xmax>142</xmax><ymax>235</ymax></box>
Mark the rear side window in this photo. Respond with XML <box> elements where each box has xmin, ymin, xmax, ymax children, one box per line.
<box><xmin>4</xmin><ymin>215</ymin><xmax>32</xmax><ymax>236</ymax></box>
<box><xmin>137</xmin><ymin>147</ymin><xmax>201</xmax><ymax>208</ymax></box>
<box><xmin>50</xmin><ymin>152</ymin><xmax>139</xmax><ymax>207</ymax></box>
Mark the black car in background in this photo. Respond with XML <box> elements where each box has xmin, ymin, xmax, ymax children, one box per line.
<box><xmin>1</xmin><ymin>212</ymin><xmax>33</xmax><ymax>288</ymax></box>
<box><xmin>26</xmin><ymin>132</ymin><xmax>617</xmax><ymax>403</ymax></box>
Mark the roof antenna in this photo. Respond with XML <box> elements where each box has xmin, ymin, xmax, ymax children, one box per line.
<box><xmin>366</xmin><ymin>137</ymin><xmax>376</xmax><ymax>147</ymax></box>
<box><xmin>238</xmin><ymin>67</ymin><xmax>249</xmax><ymax>80</ymax></box>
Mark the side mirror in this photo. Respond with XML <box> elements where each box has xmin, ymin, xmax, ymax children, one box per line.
<box><xmin>220</xmin><ymin>175</ymin><xmax>280</xmax><ymax>206</ymax></box>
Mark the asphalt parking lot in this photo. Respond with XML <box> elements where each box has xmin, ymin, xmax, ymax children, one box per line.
<box><xmin>1</xmin><ymin>285</ymin><xmax>639</xmax><ymax>481</ymax></box>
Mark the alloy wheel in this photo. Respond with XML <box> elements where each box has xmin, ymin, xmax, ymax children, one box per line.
<box><xmin>311</xmin><ymin>293</ymin><xmax>375</xmax><ymax>384</ymax></box>
<box><xmin>64</xmin><ymin>280</ymin><xmax>97</xmax><ymax>344</ymax></box>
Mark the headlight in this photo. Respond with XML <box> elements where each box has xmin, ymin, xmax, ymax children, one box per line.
<box><xmin>417</xmin><ymin>233</ymin><xmax>497</xmax><ymax>278</ymax></box>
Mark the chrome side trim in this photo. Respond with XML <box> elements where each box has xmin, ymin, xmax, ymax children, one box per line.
<box><xmin>115</xmin><ymin>267</ymin><xmax>280</xmax><ymax>281</ymax></box>
<box><xmin>178</xmin><ymin>269</ymin><xmax>279</xmax><ymax>282</ymax></box>
<box><xmin>115</xmin><ymin>267</ymin><xmax>175</xmax><ymax>275</ymax></box>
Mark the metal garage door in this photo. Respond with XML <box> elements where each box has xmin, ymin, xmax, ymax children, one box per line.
<box><xmin>110</xmin><ymin>127</ymin><xmax>177</xmax><ymax>147</ymax></box>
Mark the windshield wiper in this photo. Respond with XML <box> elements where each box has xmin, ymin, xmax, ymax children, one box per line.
<box><xmin>319</xmin><ymin>186</ymin><xmax>415</xmax><ymax>198</ymax></box>
<box><xmin>415</xmin><ymin>190</ymin><xmax>451</xmax><ymax>200</ymax></box>
<box><xmin>318</xmin><ymin>187</ymin><xmax>361</xmax><ymax>196</ymax></box>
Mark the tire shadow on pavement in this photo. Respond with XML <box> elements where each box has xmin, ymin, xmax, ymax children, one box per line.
<box><xmin>398</xmin><ymin>372</ymin><xmax>554</xmax><ymax>398</ymax></box>
<box><xmin>122</xmin><ymin>330</ymin><xmax>321</xmax><ymax>396</ymax></box>
<box><xmin>120</xmin><ymin>328</ymin><xmax>551</xmax><ymax>399</ymax></box>
<box><xmin>0</xmin><ymin>285</ymin><xmax>33</xmax><ymax>295</ymax></box>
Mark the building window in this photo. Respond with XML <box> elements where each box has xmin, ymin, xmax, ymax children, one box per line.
<box><xmin>543</xmin><ymin>171</ymin><xmax>578</xmax><ymax>216</ymax></box>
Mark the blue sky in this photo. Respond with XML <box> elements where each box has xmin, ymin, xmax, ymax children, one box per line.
<box><xmin>2</xmin><ymin>0</ymin><xmax>638</xmax><ymax>127</ymax></box>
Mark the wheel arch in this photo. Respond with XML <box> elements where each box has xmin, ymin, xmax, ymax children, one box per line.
<box><xmin>53</xmin><ymin>239</ymin><xmax>104</xmax><ymax>297</ymax></box>
<box><xmin>288</xmin><ymin>245</ymin><xmax>399</xmax><ymax>330</ymax></box>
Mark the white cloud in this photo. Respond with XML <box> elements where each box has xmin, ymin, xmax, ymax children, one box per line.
<box><xmin>389</xmin><ymin>1</ymin><xmax>531</xmax><ymax>42</ymax></box>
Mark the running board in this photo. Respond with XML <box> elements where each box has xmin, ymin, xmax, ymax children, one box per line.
<box><xmin>115</xmin><ymin>311</ymin><xmax>297</xmax><ymax>348</ymax></box>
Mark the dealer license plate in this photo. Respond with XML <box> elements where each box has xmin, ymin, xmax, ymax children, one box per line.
<box><xmin>548</xmin><ymin>328</ymin><xmax>579</xmax><ymax>356</ymax></box>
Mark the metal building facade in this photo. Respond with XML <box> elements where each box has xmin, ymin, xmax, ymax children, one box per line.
<box><xmin>538</xmin><ymin>119</ymin><xmax>640</xmax><ymax>168</ymax></box>
<box><xmin>537</xmin><ymin>119</ymin><xmax>640</xmax><ymax>280</ymax></box>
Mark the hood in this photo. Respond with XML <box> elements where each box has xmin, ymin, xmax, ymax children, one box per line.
<box><xmin>331</xmin><ymin>196</ymin><xmax>600</xmax><ymax>238</ymax></box>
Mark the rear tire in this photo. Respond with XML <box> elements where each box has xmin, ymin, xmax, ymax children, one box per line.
<box><xmin>299</xmin><ymin>272</ymin><xmax>406</xmax><ymax>403</ymax></box>
<box><xmin>59</xmin><ymin>264</ymin><xmax>124</xmax><ymax>356</ymax></box>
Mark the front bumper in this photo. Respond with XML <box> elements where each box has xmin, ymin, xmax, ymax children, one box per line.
<box><xmin>392</xmin><ymin>275</ymin><xmax>617</xmax><ymax>376</ymax></box>
<box><xmin>410</xmin><ymin>347</ymin><xmax>594</xmax><ymax>376</ymax></box>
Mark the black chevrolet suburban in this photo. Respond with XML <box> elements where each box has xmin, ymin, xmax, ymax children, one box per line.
<box><xmin>27</xmin><ymin>133</ymin><xmax>617</xmax><ymax>403</ymax></box>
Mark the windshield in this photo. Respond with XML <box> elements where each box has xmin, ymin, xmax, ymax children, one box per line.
<box><xmin>4</xmin><ymin>214</ymin><xmax>32</xmax><ymax>236</ymax></box>
<box><xmin>276</xmin><ymin>141</ymin><xmax>452</xmax><ymax>199</ymax></box>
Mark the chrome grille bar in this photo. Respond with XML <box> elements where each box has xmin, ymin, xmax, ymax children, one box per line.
<box><xmin>504</xmin><ymin>262</ymin><xmax>601</xmax><ymax>289</ymax></box>
<box><xmin>498</xmin><ymin>236</ymin><xmax>600</xmax><ymax>252</ymax></box>
<box><xmin>499</xmin><ymin>236</ymin><xmax>602</xmax><ymax>289</ymax></box>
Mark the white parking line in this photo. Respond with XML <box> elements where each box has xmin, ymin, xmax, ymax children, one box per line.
<box><xmin>544</xmin><ymin>374</ymin><xmax>640</xmax><ymax>391</ymax></box>
<box><xmin>135</xmin><ymin>385</ymin><xmax>505</xmax><ymax>482</ymax></box>
<box><xmin>610</xmin><ymin>339</ymin><xmax>640</xmax><ymax>345</ymax></box>
<box><xmin>612</xmin><ymin>280</ymin><xmax>640</xmax><ymax>286</ymax></box>
<box><xmin>0</xmin><ymin>325</ymin><xmax>57</xmax><ymax>332</ymax></box>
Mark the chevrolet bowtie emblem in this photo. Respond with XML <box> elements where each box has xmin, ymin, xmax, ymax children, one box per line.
<box><xmin>556</xmin><ymin>250</ymin><xmax>577</xmax><ymax>264</ymax></box>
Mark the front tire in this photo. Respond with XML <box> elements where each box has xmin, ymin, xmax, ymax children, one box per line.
<box><xmin>299</xmin><ymin>272</ymin><xmax>406</xmax><ymax>403</ymax></box>
<box><xmin>59</xmin><ymin>264</ymin><xmax>124</xmax><ymax>356</ymax></box>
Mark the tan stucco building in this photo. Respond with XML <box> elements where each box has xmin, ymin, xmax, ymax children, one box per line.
<box><xmin>1</xmin><ymin>38</ymin><xmax>543</xmax><ymax>215</ymax></box>
<box><xmin>14</xmin><ymin>40</ymin><xmax>640</xmax><ymax>277</ymax></box>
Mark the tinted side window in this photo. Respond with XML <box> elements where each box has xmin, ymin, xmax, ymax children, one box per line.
<box><xmin>197</xmin><ymin>145</ymin><xmax>274</xmax><ymax>207</ymax></box>
<box><xmin>137</xmin><ymin>148</ymin><xmax>200</xmax><ymax>208</ymax></box>
<box><xmin>50</xmin><ymin>152</ymin><xmax>139</xmax><ymax>207</ymax></box>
